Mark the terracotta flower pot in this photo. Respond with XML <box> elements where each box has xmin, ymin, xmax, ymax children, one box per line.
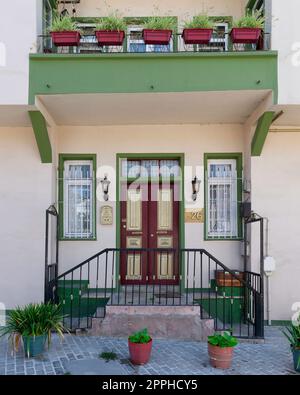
<box><xmin>51</xmin><ymin>31</ymin><xmax>81</xmax><ymax>47</ymax></box>
<box><xmin>208</xmin><ymin>343</ymin><xmax>234</xmax><ymax>369</ymax></box>
<box><xmin>128</xmin><ymin>339</ymin><xmax>152</xmax><ymax>365</ymax></box>
<box><xmin>95</xmin><ymin>30</ymin><xmax>125</xmax><ymax>46</ymax></box>
<box><xmin>142</xmin><ymin>29</ymin><xmax>172</xmax><ymax>45</ymax></box>
<box><xmin>230</xmin><ymin>28</ymin><xmax>262</xmax><ymax>44</ymax></box>
<box><xmin>182</xmin><ymin>28</ymin><xmax>213</xmax><ymax>45</ymax></box>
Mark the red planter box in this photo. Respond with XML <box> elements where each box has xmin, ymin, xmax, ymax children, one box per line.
<box><xmin>51</xmin><ymin>31</ymin><xmax>81</xmax><ymax>46</ymax></box>
<box><xmin>128</xmin><ymin>339</ymin><xmax>152</xmax><ymax>365</ymax></box>
<box><xmin>142</xmin><ymin>29</ymin><xmax>172</xmax><ymax>45</ymax></box>
<box><xmin>182</xmin><ymin>28</ymin><xmax>213</xmax><ymax>45</ymax></box>
<box><xmin>95</xmin><ymin>30</ymin><xmax>125</xmax><ymax>46</ymax></box>
<box><xmin>230</xmin><ymin>28</ymin><xmax>262</xmax><ymax>44</ymax></box>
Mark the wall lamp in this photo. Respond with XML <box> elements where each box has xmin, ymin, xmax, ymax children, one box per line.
<box><xmin>100</xmin><ymin>174</ymin><xmax>110</xmax><ymax>201</ymax></box>
<box><xmin>192</xmin><ymin>176</ymin><xmax>201</xmax><ymax>201</ymax></box>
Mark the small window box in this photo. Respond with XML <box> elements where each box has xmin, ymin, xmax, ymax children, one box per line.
<box><xmin>215</xmin><ymin>271</ymin><xmax>244</xmax><ymax>287</ymax></box>
<box><xmin>51</xmin><ymin>31</ymin><xmax>81</xmax><ymax>46</ymax></box>
<box><xmin>142</xmin><ymin>29</ymin><xmax>172</xmax><ymax>45</ymax></box>
<box><xmin>95</xmin><ymin>30</ymin><xmax>125</xmax><ymax>46</ymax></box>
<box><xmin>182</xmin><ymin>28</ymin><xmax>213</xmax><ymax>45</ymax></box>
<box><xmin>230</xmin><ymin>28</ymin><xmax>262</xmax><ymax>44</ymax></box>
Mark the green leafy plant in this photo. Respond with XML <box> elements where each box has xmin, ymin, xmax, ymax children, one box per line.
<box><xmin>95</xmin><ymin>14</ymin><xmax>126</xmax><ymax>32</ymax></box>
<box><xmin>99</xmin><ymin>351</ymin><xmax>118</xmax><ymax>362</ymax></box>
<box><xmin>233</xmin><ymin>11</ymin><xmax>265</xmax><ymax>29</ymax></box>
<box><xmin>129</xmin><ymin>328</ymin><xmax>151</xmax><ymax>344</ymax></box>
<box><xmin>0</xmin><ymin>303</ymin><xmax>67</xmax><ymax>353</ymax></box>
<box><xmin>50</xmin><ymin>15</ymin><xmax>78</xmax><ymax>32</ymax></box>
<box><xmin>184</xmin><ymin>15</ymin><xmax>214</xmax><ymax>29</ymax></box>
<box><xmin>144</xmin><ymin>16</ymin><xmax>176</xmax><ymax>31</ymax></box>
<box><xmin>208</xmin><ymin>331</ymin><xmax>238</xmax><ymax>348</ymax></box>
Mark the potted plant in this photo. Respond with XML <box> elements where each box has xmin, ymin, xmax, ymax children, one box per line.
<box><xmin>283</xmin><ymin>316</ymin><xmax>300</xmax><ymax>373</ymax></box>
<box><xmin>0</xmin><ymin>302</ymin><xmax>66</xmax><ymax>358</ymax></box>
<box><xmin>128</xmin><ymin>328</ymin><xmax>152</xmax><ymax>365</ymax></box>
<box><xmin>50</xmin><ymin>15</ymin><xmax>81</xmax><ymax>47</ymax></box>
<box><xmin>207</xmin><ymin>331</ymin><xmax>238</xmax><ymax>369</ymax></box>
<box><xmin>182</xmin><ymin>15</ymin><xmax>214</xmax><ymax>45</ymax></box>
<box><xmin>95</xmin><ymin>15</ymin><xmax>126</xmax><ymax>46</ymax></box>
<box><xmin>230</xmin><ymin>12</ymin><xmax>265</xmax><ymax>44</ymax></box>
<box><xmin>143</xmin><ymin>17</ymin><xmax>175</xmax><ymax>45</ymax></box>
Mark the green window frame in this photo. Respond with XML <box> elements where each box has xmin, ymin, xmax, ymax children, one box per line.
<box><xmin>58</xmin><ymin>154</ymin><xmax>97</xmax><ymax>241</ymax></box>
<box><xmin>204</xmin><ymin>153</ymin><xmax>243</xmax><ymax>241</ymax></box>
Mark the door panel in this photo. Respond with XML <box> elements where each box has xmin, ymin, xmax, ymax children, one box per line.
<box><xmin>120</xmin><ymin>179</ymin><xmax>180</xmax><ymax>285</ymax></box>
<box><xmin>149</xmin><ymin>182</ymin><xmax>179</xmax><ymax>284</ymax></box>
<box><xmin>120</xmin><ymin>183</ymin><xmax>148</xmax><ymax>284</ymax></box>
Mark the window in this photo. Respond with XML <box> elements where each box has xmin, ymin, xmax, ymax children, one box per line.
<box><xmin>205</xmin><ymin>155</ymin><xmax>242</xmax><ymax>239</ymax></box>
<box><xmin>59</xmin><ymin>155</ymin><xmax>96</xmax><ymax>239</ymax></box>
<box><xmin>121</xmin><ymin>159</ymin><xmax>180</xmax><ymax>178</ymax></box>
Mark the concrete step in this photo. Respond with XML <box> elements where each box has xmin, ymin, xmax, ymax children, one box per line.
<box><xmin>88</xmin><ymin>305</ymin><xmax>214</xmax><ymax>340</ymax></box>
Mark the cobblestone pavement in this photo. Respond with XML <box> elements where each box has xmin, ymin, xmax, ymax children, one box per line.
<box><xmin>0</xmin><ymin>327</ymin><xmax>298</xmax><ymax>375</ymax></box>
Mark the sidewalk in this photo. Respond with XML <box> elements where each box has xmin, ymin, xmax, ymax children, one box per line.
<box><xmin>0</xmin><ymin>327</ymin><xmax>298</xmax><ymax>375</ymax></box>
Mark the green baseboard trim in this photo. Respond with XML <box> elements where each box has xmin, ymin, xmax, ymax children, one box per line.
<box><xmin>264</xmin><ymin>320</ymin><xmax>290</xmax><ymax>326</ymax></box>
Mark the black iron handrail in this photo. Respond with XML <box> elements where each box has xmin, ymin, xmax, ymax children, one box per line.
<box><xmin>48</xmin><ymin>247</ymin><xmax>264</xmax><ymax>338</ymax></box>
<box><xmin>44</xmin><ymin>205</ymin><xmax>59</xmax><ymax>303</ymax></box>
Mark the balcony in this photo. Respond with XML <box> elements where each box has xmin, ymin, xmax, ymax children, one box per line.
<box><xmin>38</xmin><ymin>31</ymin><xmax>271</xmax><ymax>55</ymax></box>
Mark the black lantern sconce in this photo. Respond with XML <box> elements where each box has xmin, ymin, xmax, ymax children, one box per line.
<box><xmin>192</xmin><ymin>176</ymin><xmax>201</xmax><ymax>201</ymax></box>
<box><xmin>100</xmin><ymin>174</ymin><xmax>110</xmax><ymax>201</ymax></box>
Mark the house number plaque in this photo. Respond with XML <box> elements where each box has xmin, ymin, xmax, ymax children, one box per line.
<box><xmin>100</xmin><ymin>205</ymin><xmax>113</xmax><ymax>225</ymax></box>
<box><xmin>185</xmin><ymin>209</ymin><xmax>204</xmax><ymax>223</ymax></box>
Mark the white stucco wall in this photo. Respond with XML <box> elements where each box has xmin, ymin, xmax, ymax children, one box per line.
<box><xmin>0</xmin><ymin>126</ymin><xmax>54</xmax><ymax>309</ymax></box>
<box><xmin>0</xmin><ymin>0</ymin><xmax>42</xmax><ymax>105</ymax></box>
<box><xmin>251</xmin><ymin>131</ymin><xmax>300</xmax><ymax>321</ymax></box>
<box><xmin>271</xmin><ymin>0</ymin><xmax>300</xmax><ymax>104</ymax></box>
<box><xmin>60</xmin><ymin>0</ymin><xmax>247</xmax><ymax>24</ymax></box>
<box><xmin>57</xmin><ymin>123</ymin><xmax>245</xmax><ymax>274</ymax></box>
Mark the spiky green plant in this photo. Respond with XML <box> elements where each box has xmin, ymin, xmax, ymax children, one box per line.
<box><xmin>0</xmin><ymin>303</ymin><xmax>67</xmax><ymax>355</ymax></box>
<box><xmin>233</xmin><ymin>11</ymin><xmax>265</xmax><ymax>29</ymax></box>
<box><xmin>144</xmin><ymin>16</ymin><xmax>176</xmax><ymax>31</ymax></box>
<box><xmin>50</xmin><ymin>15</ymin><xmax>78</xmax><ymax>32</ymax></box>
<box><xmin>129</xmin><ymin>328</ymin><xmax>151</xmax><ymax>344</ymax></box>
<box><xmin>95</xmin><ymin>14</ymin><xmax>126</xmax><ymax>32</ymax></box>
<box><xmin>184</xmin><ymin>15</ymin><xmax>214</xmax><ymax>29</ymax></box>
<box><xmin>283</xmin><ymin>316</ymin><xmax>300</xmax><ymax>369</ymax></box>
<box><xmin>208</xmin><ymin>331</ymin><xmax>238</xmax><ymax>348</ymax></box>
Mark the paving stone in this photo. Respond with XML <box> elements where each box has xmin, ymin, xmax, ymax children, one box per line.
<box><xmin>0</xmin><ymin>327</ymin><xmax>298</xmax><ymax>376</ymax></box>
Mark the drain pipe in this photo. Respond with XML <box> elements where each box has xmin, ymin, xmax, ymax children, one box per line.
<box><xmin>262</xmin><ymin>217</ymin><xmax>276</xmax><ymax>326</ymax></box>
<box><xmin>263</xmin><ymin>217</ymin><xmax>276</xmax><ymax>326</ymax></box>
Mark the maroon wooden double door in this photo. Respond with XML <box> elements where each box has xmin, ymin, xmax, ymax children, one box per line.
<box><xmin>120</xmin><ymin>181</ymin><xmax>180</xmax><ymax>285</ymax></box>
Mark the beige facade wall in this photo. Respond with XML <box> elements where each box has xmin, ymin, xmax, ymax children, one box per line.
<box><xmin>251</xmin><ymin>132</ymin><xmax>300</xmax><ymax>321</ymax></box>
<box><xmin>57</xmin><ymin>123</ymin><xmax>245</xmax><ymax>274</ymax></box>
<box><xmin>0</xmin><ymin>126</ymin><xmax>55</xmax><ymax>308</ymax></box>
<box><xmin>61</xmin><ymin>0</ymin><xmax>247</xmax><ymax>23</ymax></box>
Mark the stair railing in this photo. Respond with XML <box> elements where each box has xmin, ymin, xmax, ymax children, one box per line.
<box><xmin>48</xmin><ymin>248</ymin><xmax>264</xmax><ymax>338</ymax></box>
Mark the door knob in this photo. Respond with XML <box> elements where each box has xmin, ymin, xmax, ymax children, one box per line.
<box><xmin>150</xmin><ymin>234</ymin><xmax>154</xmax><ymax>238</ymax></box>
<box><xmin>123</xmin><ymin>225</ymin><xmax>126</xmax><ymax>229</ymax></box>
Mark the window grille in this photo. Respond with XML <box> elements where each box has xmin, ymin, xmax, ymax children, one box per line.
<box><xmin>206</xmin><ymin>159</ymin><xmax>238</xmax><ymax>238</ymax></box>
<box><xmin>63</xmin><ymin>160</ymin><xmax>94</xmax><ymax>239</ymax></box>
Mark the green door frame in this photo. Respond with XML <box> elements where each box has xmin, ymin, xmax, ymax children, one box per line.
<box><xmin>116</xmin><ymin>153</ymin><xmax>185</xmax><ymax>288</ymax></box>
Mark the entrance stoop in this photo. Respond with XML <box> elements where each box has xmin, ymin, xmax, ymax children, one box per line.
<box><xmin>87</xmin><ymin>306</ymin><xmax>215</xmax><ymax>340</ymax></box>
